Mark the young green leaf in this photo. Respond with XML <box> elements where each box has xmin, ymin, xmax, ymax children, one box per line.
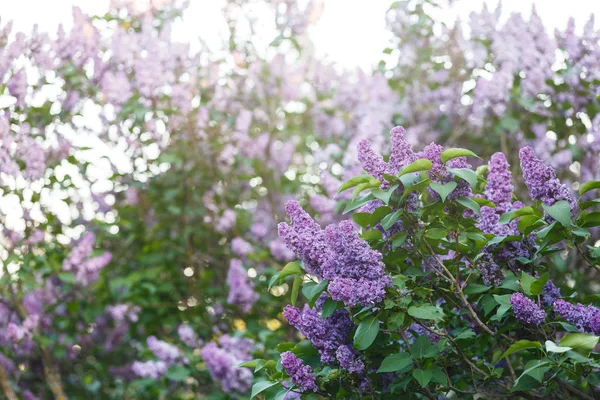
<box><xmin>440</xmin><ymin>148</ymin><xmax>480</xmax><ymax>163</ymax></box>
<box><xmin>429</xmin><ymin>181</ymin><xmax>457</xmax><ymax>203</ymax></box>
<box><xmin>558</xmin><ymin>333</ymin><xmax>600</xmax><ymax>355</ymax></box>
<box><xmin>542</xmin><ymin>200</ymin><xmax>571</xmax><ymax>226</ymax></box>
<box><xmin>354</xmin><ymin>316</ymin><xmax>380</xmax><ymax>350</ymax></box>
<box><xmin>398</xmin><ymin>158</ymin><xmax>432</xmax><ymax>177</ymax></box>
<box><xmin>377</xmin><ymin>353</ymin><xmax>412</xmax><ymax>373</ymax></box>
<box><xmin>250</xmin><ymin>381</ymin><xmax>279</xmax><ymax>399</ymax></box>
<box><xmin>412</xmin><ymin>368</ymin><xmax>433</xmax><ymax>387</ymax></box>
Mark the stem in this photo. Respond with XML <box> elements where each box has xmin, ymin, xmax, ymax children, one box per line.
<box><xmin>558</xmin><ymin>380</ymin><xmax>593</xmax><ymax>400</ymax></box>
<box><xmin>424</xmin><ymin>242</ymin><xmax>496</xmax><ymax>336</ymax></box>
<box><xmin>0</xmin><ymin>361</ymin><xmax>18</xmax><ymax>400</ymax></box>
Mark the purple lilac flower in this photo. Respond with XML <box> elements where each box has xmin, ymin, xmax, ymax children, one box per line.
<box><xmin>336</xmin><ymin>345</ymin><xmax>365</xmax><ymax>374</ymax></box>
<box><xmin>478</xmin><ymin>251</ymin><xmax>504</xmax><ymax>286</ymax></box>
<box><xmin>417</xmin><ymin>142</ymin><xmax>472</xmax><ymax>200</ymax></box>
<box><xmin>519</xmin><ymin>146</ymin><xmax>575</xmax><ymax>210</ymax></box>
<box><xmin>147</xmin><ymin>336</ymin><xmax>186</xmax><ymax>364</ymax></box>
<box><xmin>388</xmin><ymin>126</ymin><xmax>417</xmax><ymax>174</ymax></box>
<box><xmin>62</xmin><ymin>233</ymin><xmax>112</xmax><ymax>286</ymax></box>
<box><xmin>322</xmin><ymin>221</ymin><xmax>391</xmax><ymax>307</ymax></box>
<box><xmin>357</xmin><ymin>139</ymin><xmax>388</xmax><ymax>182</ymax></box>
<box><xmin>280</xmin><ymin>351</ymin><xmax>318</xmax><ymax>393</ymax></box>
<box><xmin>407</xmin><ymin>323</ymin><xmax>440</xmax><ymax>344</ymax></box>
<box><xmin>269</xmin><ymin>239</ymin><xmax>295</xmax><ymax>262</ymax></box>
<box><xmin>278</xmin><ymin>200</ymin><xmax>329</xmax><ymax>277</ymax></box>
<box><xmin>485</xmin><ymin>152</ymin><xmax>514</xmax><ymax>212</ymax></box>
<box><xmin>201</xmin><ymin>340</ymin><xmax>253</xmax><ymax>393</ymax></box>
<box><xmin>177</xmin><ymin>324</ymin><xmax>200</xmax><ymax>348</ymax></box>
<box><xmin>553</xmin><ymin>300</ymin><xmax>600</xmax><ymax>334</ymax></box>
<box><xmin>131</xmin><ymin>360</ymin><xmax>167</xmax><ymax>379</ymax></box>
<box><xmin>510</xmin><ymin>293</ymin><xmax>545</xmax><ymax>325</ymax></box>
<box><xmin>283</xmin><ymin>304</ymin><xmax>354</xmax><ymax>364</ymax></box>
<box><xmin>215</xmin><ymin>209</ymin><xmax>237</xmax><ymax>233</ymax></box>
<box><xmin>541</xmin><ymin>280</ymin><xmax>561</xmax><ymax>307</ymax></box>
<box><xmin>231</xmin><ymin>237</ymin><xmax>253</xmax><ymax>257</ymax></box>
<box><xmin>226</xmin><ymin>259</ymin><xmax>258</xmax><ymax>313</ymax></box>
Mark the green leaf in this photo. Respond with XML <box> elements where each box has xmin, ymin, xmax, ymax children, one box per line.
<box><xmin>471</xmin><ymin>197</ymin><xmax>496</xmax><ymax>208</ymax></box>
<box><xmin>579</xmin><ymin>199</ymin><xmax>600</xmax><ymax>210</ymax></box>
<box><xmin>456</xmin><ymin>196</ymin><xmax>480</xmax><ymax>215</ymax></box>
<box><xmin>464</xmin><ymin>284</ymin><xmax>490</xmax><ymax>295</ymax></box>
<box><xmin>338</xmin><ymin>175</ymin><xmax>372</xmax><ymax>193</ymax></box>
<box><xmin>512</xmin><ymin>360</ymin><xmax>550</xmax><ymax>391</ymax></box>
<box><xmin>377</xmin><ymin>353</ymin><xmax>413</xmax><ymax>373</ymax></box>
<box><xmin>517</xmin><ymin>215</ymin><xmax>543</xmax><ymax>235</ymax></box>
<box><xmin>165</xmin><ymin>366</ymin><xmax>190</xmax><ymax>381</ymax></box>
<box><xmin>493</xmin><ymin>294</ymin><xmax>512</xmax><ymax>319</ymax></box>
<box><xmin>498</xmin><ymin>206</ymin><xmax>536</xmax><ymax>224</ymax></box>
<box><xmin>251</xmin><ymin>381</ymin><xmax>279</xmax><ymax>399</ymax></box>
<box><xmin>398</xmin><ymin>158</ymin><xmax>432</xmax><ymax>177</ymax></box>
<box><xmin>542</xmin><ymin>200</ymin><xmax>571</xmax><ymax>226</ymax></box>
<box><xmin>558</xmin><ymin>333</ymin><xmax>600</xmax><ymax>355</ymax></box>
<box><xmin>372</xmin><ymin>185</ymin><xmax>399</xmax><ymax>205</ymax></box>
<box><xmin>290</xmin><ymin>276</ymin><xmax>302</xmax><ymax>306</ymax></box>
<box><xmin>321</xmin><ymin>298</ymin><xmax>339</xmax><ymax>318</ymax></box>
<box><xmin>381</xmin><ymin>209</ymin><xmax>402</xmax><ymax>231</ymax></box>
<box><xmin>412</xmin><ymin>368</ymin><xmax>433</xmax><ymax>387</ymax></box>
<box><xmin>440</xmin><ymin>148</ymin><xmax>480</xmax><ymax>163</ymax></box>
<box><xmin>545</xmin><ymin>340</ymin><xmax>572</xmax><ymax>353</ymax></box>
<box><xmin>447</xmin><ymin>167</ymin><xmax>478</xmax><ymax>188</ymax></box>
<box><xmin>408</xmin><ymin>305</ymin><xmax>444</xmax><ymax>322</ymax></box>
<box><xmin>279</xmin><ymin>262</ymin><xmax>303</xmax><ymax>281</ymax></box>
<box><xmin>58</xmin><ymin>272</ymin><xmax>76</xmax><ymax>284</ymax></box>
<box><xmin>520</xmin><ymin>272</ymin><xmax>548</xmax><ymax>296</ymax></box>
<box><xmin>579</xmin><ymin>181</ymin><xmax>600</xmax><ymax>196</ymax></box>
<box><xmin>425</xmin><ymin>228</ymin><xmax>448</xmax><ymax>240</ymax></box>
<box><xmin>352</xmin><ymin>212</ymin><xmax>372</xmax><ymax>228</ymax></box>
<box><xmin>239</xmin><ymin>359</ymin><xmax>261</xmax><ymax>369</ymax></box>
<box><xmin>268</xmin><ymin>271</ymin><xmax>281</xmax><ymax>290</ymax></box>
<box><xmin>354</xmin><ymin>316</ymin><xmax>380</xmax><ymax>350</ymax></box>
<box><xmin>343</xmin><ymin>194</ymin><xmax>375</xmax><ymax>214</ymax></box>
<box><xmin>498</xmin><ymin>340</ymin><xmax>542</xmax><ymax>361</ymax></box>
<box><xmin>429</xmin><ymin>181</ymin><xmax>457</xmax><ymax>203</ymax></box>
<box><xmin>302</xmin><ymin>280</ymin><xmax>328</xmax><ymax>306</ymax></box>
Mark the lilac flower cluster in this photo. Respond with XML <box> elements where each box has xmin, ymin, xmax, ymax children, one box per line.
<box><xmin>177</xmin><ymin>324</ymin><xmax>201</xmax><ymax>348</ymax></box>
<box><xmin>510</xmin><ymin>293</ymin><xmax>545</xmax><ymax>326</ymax></box>
<box><xmin>62</xmin><ymin>233</ymin><xmax>112</xmax><ymax>286</ymax></box>
<box><xmin>542</xmin><ymin>280</ymin><xmax>561</xmax><ymax>307</ymax></box>
<box><xmin>477</xmin><ymin>152</ymin><xmax>532</xmax><ymax>280</ymax></box>
<box><xmin>131</xmin><ymin>360</ymin><xmax>168</xmax><ymax>379</ymax></box>
<box><xmin>280</xmin><ymin>351</ymin><xmax>318</xmax><ymax>393</ymax></box>
<box><xmin>147</xmin><ymin>336</ymin><xmax>187</xmax><ymax>364</ymax></box>
<box><xmin>200</xmin><ymin>335</ymin><xmax>254</xmax><ymax>394</ymax></box>
<box><xmin>335</xmin><ymin>345</ymin><xmax>365</xmax><ymax>374</ymax></box>
<box><xmin>416</xmin><ymin>142</ymin><xmax>472</xmax><ymax>200</ymax></box>
<box><xmin>283</xmin><ymin>304</ymin><xmax>354</xmax><ymax>365</ymax></box>
<box><xmin>323</xmin><ymin>221</ymin><xmax>391</xmax><ymax>306</ymax></box>
<box><xmin>553</xmin><ymin>300</ymin><xmax>600</xmax><ymax>335</ymax></box>
<box><xmin>279</xmin><ymin>201</ymin><xmax>391</xmax><ymax>307</ymax></box>
<box><xmin>226</xmin><ymin>259</ymin><xmax>259</xmax><ymax>313</ymax></box>
<box><xmin>485</xmin><ymin>153</ymin><xmax>514</xmax><ymax>212</ymax></box>
<box><xmin>278</xmin><ymin>200</ymin><xmax>330</xmax><ymax>277</ymax></box>
<box><xmin>519</xmin><ymin>146</ymin><xmax>575</xmax><ymax>210</ymax></box>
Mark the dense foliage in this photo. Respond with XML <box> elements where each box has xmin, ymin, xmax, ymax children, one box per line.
<box><xmin>1</xmin><ymin>0</ymin><xmax>600</xmax><ymax>399</ymax></box>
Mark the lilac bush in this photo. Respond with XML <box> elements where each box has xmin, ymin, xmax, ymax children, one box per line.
<box><xmin>250</xmin><ymin>126</ymin><xmax>600</xmax><ymax>398</ymax></box>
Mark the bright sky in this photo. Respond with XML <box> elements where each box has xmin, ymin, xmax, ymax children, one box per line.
<box><xmin>3</xmin><ymin>0</ymin><xmax>600</xmax><ymax>70</ymax></box>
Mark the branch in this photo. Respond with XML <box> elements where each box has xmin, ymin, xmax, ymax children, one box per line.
<box><xmin>0</xmin><ymin>361</ymin><xmax>18</xmax><ymax>400</ymax></box>
<box><xmin>424</xmin><ymin>242</ymin><xmax>496</xmax><ymax>336</ymax></box>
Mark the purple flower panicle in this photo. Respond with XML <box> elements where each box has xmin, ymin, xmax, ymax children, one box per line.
<box><xmin>510</xmin><ymin>293</ymin><xmax>545</xmax><ymax>325</ymax></box>
<box><xmin>280</xmin><ymin>351</ymin><xmax>318</xmax><ymax>393</ymax></box>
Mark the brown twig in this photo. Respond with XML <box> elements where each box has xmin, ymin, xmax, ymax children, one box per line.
<box><xmin>0</xmin><ymin>361</ymin><xmax>18</xmax><ymax>400</ymax></box>
<box><xmin>424</xmin><ymin>242</ymin><xmax>496</xmax><ymax>336</ymax></box>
